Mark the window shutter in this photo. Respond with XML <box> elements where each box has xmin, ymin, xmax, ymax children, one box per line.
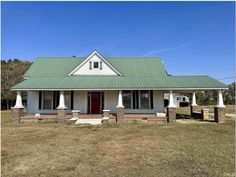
<box><xmin>100</xmin><ymin>61</ymin><xmax>102</xmax><ymax>70</ymax></box>
<box><xmin>132</xmin><ymin>91</ymin><xmax>136</xmax><ymax>109</ymax></box>
<box><xmin>38</xmin><ymin>91</ymin><xmax>42</xmax><ymax>110</ymax></box>
<box><xmin>136</xmin><ymin>90</ymin><xmax>139</xmax><ymax>109</ymax></box>
<box><xmin>150</xmin><ymin>90</ymin><xmax>153</xmax><ymax>109</ymax></box>
<box><xmin>89</xmin><ymin>61</ymin><xmax>92</xmax><ymax>70</ymax></box>
<box><xmin>71</xmin><ymin>91</ymin><xmax>74</xmax><ymax>110</ymax></box>
<box><xmin>56</xmin><ymin>91</ymin><xmax>60</xmax><ymax>107</ymax></box>
<box><xmin>53</xmin><ymin>91</ymin><xmax>56</xmax><ymax>110</ymax></box>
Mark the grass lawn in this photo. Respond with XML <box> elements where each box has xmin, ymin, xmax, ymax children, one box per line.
<box><xmin>1</xmin><ymin>110</ymin><xmax>235</xmax><ymax>177</ymax></box>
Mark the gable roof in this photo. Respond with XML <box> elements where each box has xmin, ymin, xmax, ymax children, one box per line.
<box><xmin>68</xmin><ymin>50</ymin><xmax>122</xmax><ymax>76</ymax></box>
<box><xmin>23</xmin><ymin>57</ymin><xmax>168</xmax><ymax>77</ymax></box>
<box><xmin>12</xmin><ymin>54</ymin><xmax>228</xmax><ymax>90</ymax></box>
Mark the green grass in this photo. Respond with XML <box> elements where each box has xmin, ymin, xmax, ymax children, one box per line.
<box><xmin>1</xmin><ymin>110</ymin><xmax>235</xmax><ymax>177</ymax></box>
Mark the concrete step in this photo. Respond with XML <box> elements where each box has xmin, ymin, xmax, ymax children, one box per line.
<box><xmin>75</xmin><ymin>119</ymin><xmax>103</xmax><ymax>125</ymax></box>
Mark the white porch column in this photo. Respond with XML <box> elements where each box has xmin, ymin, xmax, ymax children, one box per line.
<box><xmin>168</xmin><ymin>90</ymin><xmax>176</xmax><ymax>108</ymax></box>
<box><xmin>14</xmin><ymin>91</ymin><xmax>24</xmax><ymax>108</ymax></box>
<box><xmin>191</xmin><ymin>91</ymin><xmax>198</xmax><ymax>106</ymax></box>
<box><xmin>216</xmin><ymin>90</ymin><xmax>225</xmax><ymax>108</ymax></box>
<box><xmin>116</xmin><ymin>90</ymin><xmax>124</xmax><ymax>108</ymax></box>
<box><xmin>57</xmin><ymin>91</ymin><xmax>67</xmax><ymax>109</ymax></box>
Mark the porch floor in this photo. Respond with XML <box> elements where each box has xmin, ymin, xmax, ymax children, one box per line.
<box><xmin>20</xmin><ymin>113</ymin><xmax>167</xmax><ymax>123</ymax></box>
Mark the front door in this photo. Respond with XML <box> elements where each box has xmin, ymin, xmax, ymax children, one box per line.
<box><xmin>91</xmin><ymin>92</ymin><xmax>101</xmax><ymax>114</ymax></box>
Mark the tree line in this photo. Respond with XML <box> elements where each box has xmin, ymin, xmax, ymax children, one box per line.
<box><xmin>1</xmin><ymin>59</ymin><xmax>235</xmax><ymax>110</ymax></box>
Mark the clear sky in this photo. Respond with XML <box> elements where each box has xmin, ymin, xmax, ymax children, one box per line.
<box><xmin>2</xmin><ymin>1</ymin><xmax>235</xmax><ymax>84</ymax></box>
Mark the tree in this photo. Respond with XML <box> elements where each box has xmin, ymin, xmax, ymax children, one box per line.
<box><xmin>223</xmin><ymin>82</ymin><xmax>235</xmax><ymax>105</ymax></box>
<box><xmin>1</xmin><ymin>59</ymin><xmax>31</xmax><ymax>109</ymax></box>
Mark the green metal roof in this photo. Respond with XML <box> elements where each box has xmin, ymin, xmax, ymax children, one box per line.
<box><xmin>12</xmin><ymin>57</ymin><xmax>227</xmax><ymax>90</ymax></box>
<box><xmin>24</xmin><ymin>57</ymin><xmax>168</xmax><ymax>77</ymax></box>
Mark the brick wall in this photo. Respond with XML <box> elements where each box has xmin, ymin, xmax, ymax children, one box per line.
<box><xmin>167</xmin><ymin>107</ymin><xmax>176</xmax><ymax>122</ymax></box>
<box><xmin>11</xmin><ymin>108</ymin><xmax>24</xmax><ymax>123</ymax></box>
<box><xmin>214</xmin><ymin>107</ymin><xmax>225</xmax><ymax>123</ymax></box>
<box><xmin>116</xmin><ymin>107</ymin><xmax>124</xmax><ymax>123</ymax></box>
<box><xmin>57</xmin><ymin>109</ymin><xmax>66</xmax><ymax>124</ymax></box>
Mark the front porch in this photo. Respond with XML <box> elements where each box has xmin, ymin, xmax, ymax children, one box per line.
<box><xmin>19</xmin><ymin>113</ymin><xmax>167</xmax><ymax>124</ymax></box>
<box><xmin>12</xmin><ymin>89</ymin><xmax>226</xmax><ymax>124</ymax></box>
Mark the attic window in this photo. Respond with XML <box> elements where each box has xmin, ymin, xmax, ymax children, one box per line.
<box><xmin>93</xmin><ymin>62</ymin><xmax>99</xmax><ymax>69</ymax></box>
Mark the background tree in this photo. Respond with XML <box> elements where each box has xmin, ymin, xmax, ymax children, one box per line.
<box><xmin>1</xmin><ymin>59</ymin><xmax>31</xmax><ymax>110</ymax></box>
<box><xmin>223</xmin><ymin>82</ymin><xmax>235</xmax><ymax>105</ymax></box>
<box><xmin>196</xmin><ymin>83</ymin><xmax>235</xmax><ymax>106</ymax></box>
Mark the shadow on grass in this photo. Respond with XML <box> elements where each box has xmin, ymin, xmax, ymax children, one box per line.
<box><xmin>176</xmin><ymin>113</ymin><xmax>216</xmax><ymax>123</ymax></box>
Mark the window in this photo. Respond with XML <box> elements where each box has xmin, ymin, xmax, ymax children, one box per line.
<box><xmin>140</xmin><ymin>90</ymin><xmax>150</xmax><ymax>109</ymax></box>
<box><xmin>183</xmin><ymin>97</ymin><xmax>186</xmax><ymax>102</ymax></box>
<box><xmin>93</xmin><ymin>62</ymin><xmax>99</xmax><ymax>68</ymax></box>
<box><xmin>123</xmin><ymin>91</ymin><xmax>132</xmax><ymax>109</ymax></box>
<box><xmin>64</xmin><ymin>91</ymin><xmax>70</xmax><ymax>108</ymax></box>
<box><xmin>43</xmin><ymin>91</ymin><xmax>52</xmax><ymax>109</ymax></box>
<box><xmin>122</xmin><ymin>90</ymin><xmax>153</xmax><ymax>109</ymax></box>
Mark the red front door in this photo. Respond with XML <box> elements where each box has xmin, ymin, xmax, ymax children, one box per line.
<box><xmin>91</xmin><ymin>92</ymin><xmax>101</xmax><ymax>114</ymax></box>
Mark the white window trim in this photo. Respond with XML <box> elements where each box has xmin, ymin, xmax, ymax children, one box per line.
<box><xmin>93</xmin><ymin>61</ymin><xmax>100</xmax><ymax>69</ymax></box>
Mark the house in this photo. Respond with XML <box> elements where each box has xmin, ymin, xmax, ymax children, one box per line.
<box><xmin>11</xmin><ymin>50</ymin><xmax>228</xmax><ymax>123</ymax></box>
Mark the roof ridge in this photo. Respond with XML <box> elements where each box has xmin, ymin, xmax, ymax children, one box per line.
<box><xmin>36</xmin><ymin>57</ymin><xmax>162</xmax><ymax>59</ymax></box>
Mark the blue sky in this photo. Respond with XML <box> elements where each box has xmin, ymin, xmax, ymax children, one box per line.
<box><xmin>2</xmin><ymin>2</ymin><xmax>235</xmax><ymax>84</ymax></box>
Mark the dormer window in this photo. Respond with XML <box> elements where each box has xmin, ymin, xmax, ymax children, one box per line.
<box><xmin>93</xmin><ymin>62</ymin><xmax>99</xmax><ymax>69</ymax></box>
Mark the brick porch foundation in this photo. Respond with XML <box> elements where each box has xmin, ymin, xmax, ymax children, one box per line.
<box><xmin>201</xmin><ymin>109</ymin><xmax>209</xmax><ymax>120</ymax></box>
<box><xmin>190</xmin><ymin>106</ymin><xmax>197</xmax><ymax>117</ymax></box>
<box><xmin>214</xmin><ymin>107</ymin><xmax>225</xmax><ymax>123</ymax></box>
<box><xmin>11</xmin><ymin>107</ymin><xmax>24</xmax><ymax>123</ymax></box>
<box><xmin>57</xmin><ymin>109</ymin><xmax>66</xmax><ymax>124</ymax></box>
<box><xmin>167</xmin><ymin>107</ymin><xmax>176</xmax><ymax>122</ymax></box>
<box><xmin>72</xmin><ymin>110</ymin><xmax>80</xmax><ymax>118</ymax></box>
<box><xmin>116</xmin><ymin>107</ymin><xmax>124</xmax><ymax>123</ymax></box>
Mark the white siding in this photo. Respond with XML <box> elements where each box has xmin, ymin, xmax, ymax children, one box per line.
<box><xmin>124</xmin><ymin>90</ymin><xmax>164</xmax><ymax>114</ymax></box>
<box><xmin>27</xmin><ymin>90</ymin><xmax>165</xmax><ymax>115</ymax></box>
<box><xmin>73</xmin><ymin>91</ymin><xmax>87</xmax><ymax>113</ymax></box>
<box><xmin>73</xmin><ymin>54</ymin><xmax>117</xmax><ymax>75</ymax></box>
<box><xmin>104</xmin><ymin>90</ymin><xmax>118</xmax><ymax>113</ymax></box>
<box><xmin>27</xmin><ymin>91</ymin><xmax>39</xmax><ymax>114</ymax></box>
<box><xmin>27</xmin><ymin>91</ymin><xmax>57</xmax><ymax>114</ymax></box>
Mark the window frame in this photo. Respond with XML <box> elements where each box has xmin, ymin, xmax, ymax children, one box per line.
<box><xmin>122</xmin><ymin>91</ymin><xmax>133</xmax><ymax>109</ymax></box>
<box><xmin>139</xmin><ymin>90</ymin><xmax>151</xmax><ymax>110</ymax></box>
<box><xmin>42</xmin><ymin>91</ymin><xmax>53</xmax><ymax>110</ymax></box>
<box><xmin>93</xmin><ymin>61</ymin><xmax>99</xmax><ymax>69</ymax></box>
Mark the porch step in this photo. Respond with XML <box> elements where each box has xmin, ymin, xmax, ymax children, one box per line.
<box><xmin>75</xmin><ymin>119</ymin><xmax>103</xmax><ymax>125</ymax></box>
<box><xmin>79</xmin><ymin>114</ymin><xmax>103</xmax><ymax>119</ymax></box>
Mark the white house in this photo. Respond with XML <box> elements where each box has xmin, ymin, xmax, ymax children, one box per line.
<box><xmin>11</xmin><ymin>50</ymin><xmax>228</xmax><ymax>123</ymax></box>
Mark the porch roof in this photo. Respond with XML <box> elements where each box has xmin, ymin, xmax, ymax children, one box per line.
<box><xmin>12</xmin><ymin>75</ymin><xmax>227</xmax><ymax>90</ymax></box>
<box><xmin>12</xmin><ymin>56</ymin><xmax>227</xmax><ymax>90</ymax></box>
